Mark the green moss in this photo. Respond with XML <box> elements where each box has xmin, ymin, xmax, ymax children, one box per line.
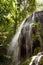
<box><xmin>34</xmin><ymin>47</ymin><xmax>42</xmax><ymax>55</ymax></box>
<box><xmin>39</xmin><ymin>57</ymin><xmax>43</xmax><ymax>65</ymax></box>
<box><xmin>32</xmin><ymin>22</ymin><xmax>42</xmax><ymax>39</ymax></box>
<box><xmin>32</xmin><ymin>34</ymin><xmax>41</xmax><ymax>42</ymax></box>
<box><xmin>32</xmin><ymin>22</ymin><xmax>41</xmax><ymax>31</ymax></box>
<box><xmin>21</xmin><ymin>57</ymin><xmax>32</xmax><ymax>65</ymax></box>
<box><xmin>32</xmin><ymin>61</ymin><xmax>35</xmax><ymax>65</ymax></box>
<box><xmin>31</xmin><ymin>21</ymin><xmax>43</xmax><ymax>55</ymax></box>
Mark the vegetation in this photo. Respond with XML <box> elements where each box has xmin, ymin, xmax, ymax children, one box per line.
<box><xmin>0</xmin><ymin>0</ymin><xmax>36</xmax><ymax>61</ymax></box>
<box><xmin>31</xmin><ymin>22</ymin><xmax>42</xmax><ymax>55</ymax></box>
<box><xmin>21</xmin><ymin>57</ymin><xmax>32</xmax><ymax>65</ymax></box>
<box><xmin>21</xmin><ymin>56</ymin><xmax>43</xmax><ymax>65</ymax></box>
<box><xmin>39</xmin><ymin>57</ymin><xmax>43</xmax><ymax>65</ymax></box>
<box><xmin>21</xmin><ymin>21</ymin><xmax>43</xmax><ymax>65</ymax></box>
<box><xmin>0</xmin><ymin>0</ymin><xmax>43</xmax><ymax>65</ymax></box>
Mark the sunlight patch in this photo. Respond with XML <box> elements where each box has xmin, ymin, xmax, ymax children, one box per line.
<box><xmin>36</xmin><ymin>0</ymin><xmax>43</xmax><ymax>5</ymax></box>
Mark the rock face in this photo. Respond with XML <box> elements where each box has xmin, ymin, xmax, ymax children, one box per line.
<box><xmin>18</xmin><ymin>11</ymin><xmax>43</xmax><ymax>62</ymax></box>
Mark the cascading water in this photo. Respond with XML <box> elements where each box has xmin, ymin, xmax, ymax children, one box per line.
<box><xmin>8</xmin><ymin>19</ymin><xmax>26</xmax><ymax>54</ymax></box>
<box><xmin>8</xmin><ymin>12</ymin><xmax>35</xmax><ymax>65</ymax></box>
<box><xmin>29</xmin><ymin>56</ymin><xmax>37</xmax><ymax>65</ymax></box>
<box><xmin>24</xmin><ymin>12</ymin><xmax>35</xmax><ymax>41</ymax></box>
<box><xmin>29</xmin><ymin>52</ymin><xmax>43</xmax><ymax>65</ymax></box>
<box><xmin>35</xmin><ymin>52</ymin><xmax>43</xmax><ymax>65</ymax></box>
<box><xmin>29</xmin><ymin>12</ymin><xmax>35</xmax><ymax>38</ymax></box>
<box><xmin>8</xmin><ymin>18</ymin><xmax>26</xmax><ymax>65</ymax></box>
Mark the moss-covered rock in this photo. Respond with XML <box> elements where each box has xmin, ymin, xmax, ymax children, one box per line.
<box><xmin>21</xmin><ymin>57</ymin><xmax>32</xmax><ymax>65</ymax></box>
<box><xmin>34</xmin><ymin>47</ymin><xmax>42</xmax><ymax>55</ymax></box>
<box><xmin>31</xmin><ymin>21</ymin><xmax>42</xmax><ymax>55</ymax></box>
<box><xmin>39</xmin><ymin>57</ymin><xmax>43</xmax><ymax>65</ymax></box>
<box><xmin>21</xmin><ymin>55</ymin><xmax>43</xmax><ymax>65</ymax></box>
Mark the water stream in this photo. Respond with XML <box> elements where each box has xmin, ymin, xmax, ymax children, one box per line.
<box><xmin>8</xmin><ymin>12</ymin><xmax>35</xmax><ymax>65</ymax></box>
<box><xmin>8</xmin><ymin>18</ymin><xmax>27</xmax><ymax>65</ymax></box>
<box><xmin>29</xmin><ymin>52</ymin><xmax>43</xmax><ymax>65</ymax></box>
<box><xmin>8</xmin><ymin>19</ymin><xmax>26</xmax><ymax>54</ymax></box>
<box><xmin>29</xmin><ymin>12</ymin><xmax>35</xmax><ymax>39</ymax></box>
<box><xmin>7</xmin><ymin>12</ymin><xmax>43</xmax><ymax>65</ymax></box>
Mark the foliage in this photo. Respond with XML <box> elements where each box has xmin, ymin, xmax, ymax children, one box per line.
<box><xmin>0</xmin><ymin>0</ymin><xmax>36</xmax><ymax>65</ymax></box>
<box><xmin>0</xmin><ymin>0</ymin><xmax>43</xmax><ymax>65</ymax></box>
<box><xmin>31</xmin><ymin>21</ymin><xmax>43</xmax><ymax>55</ymax></box>
<box><xmin>39</xmin><ymin>57</ymin><xmax>43</xmax><ymax>65</ymax></box>
<box><xmin>34</xmin><ymin>47</ymin><xmax>42</xmax><ymax>55</ymax></box>
<box><xmin>32</xmin><ymin>21</ymin><xmax>42</xmax><ymax>40</ymax></box>
<box><xmin>21</xmin><ymin>57</ymin><xmax>32</xmax><ymax>65</ymax></box>
<box><xmin>32</xmin><ymin>21</ymin><xmax>42</xmax><ymax>44</ymax></box>
<box><xmin>0</xmin><ymin>0</ymin><xmax>36</xmax><ymax>45</ymax></box>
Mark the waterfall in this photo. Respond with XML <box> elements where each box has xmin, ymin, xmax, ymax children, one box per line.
<box><xmin>8</xmin><ymin>19</ymin><xmax>26</xmax><ymax>54</ymax></box>
<box><xmin>8</xmin><ymin>17</ymin><xmax>28</xmax><ymax>65</ymax></box>
<box><xmin>23</xmin><ymin>12</ymin><xmax>35</xmax><ymax>41</ymax></box>
<box><xmin>8</xmin><ymin>12</ymin><xmax>35</xmax><ymax>54</ymax></box>
<box><xmin>29</xmin><ymin>12</ymin><xmax>35</xmax><ymax>38</ymax></box>
<box><xmin>35</xmin><ymin>52</ymin><xmax>43</xmax><ymax>65</ymax></box>
<box><xmin>8</xmin><ymin>12</ymin><xmax>35</xmax><ymax>65</ymax></box>
<box><xmin>29</xmin><ymin>52</ymin><xmax>43</xmax><ymax>65</ymax></box>
<box><xmin>29</xmin><ymin>56</ymin><xmax>36</xmax><ymax>65</ymax></box>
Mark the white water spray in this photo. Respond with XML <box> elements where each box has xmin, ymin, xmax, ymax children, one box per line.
<box><xmin>29</xmin><ymin>52</ymin><xmax>43</xmax><ymax>65</ymax></box>
<box><xmin>29</xmin><ymin>12</ymin><xmax>35</xmax><ymax>37</ymax></box>
<box><xmin>35</xmin><ymin>52</ymin><xmax>43</xmax><ymax>65</ymax></box>
<box><xmin>29</xmin><ymin>56</ymin><xmax>36</xmax><ymax>65</ymax></box>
